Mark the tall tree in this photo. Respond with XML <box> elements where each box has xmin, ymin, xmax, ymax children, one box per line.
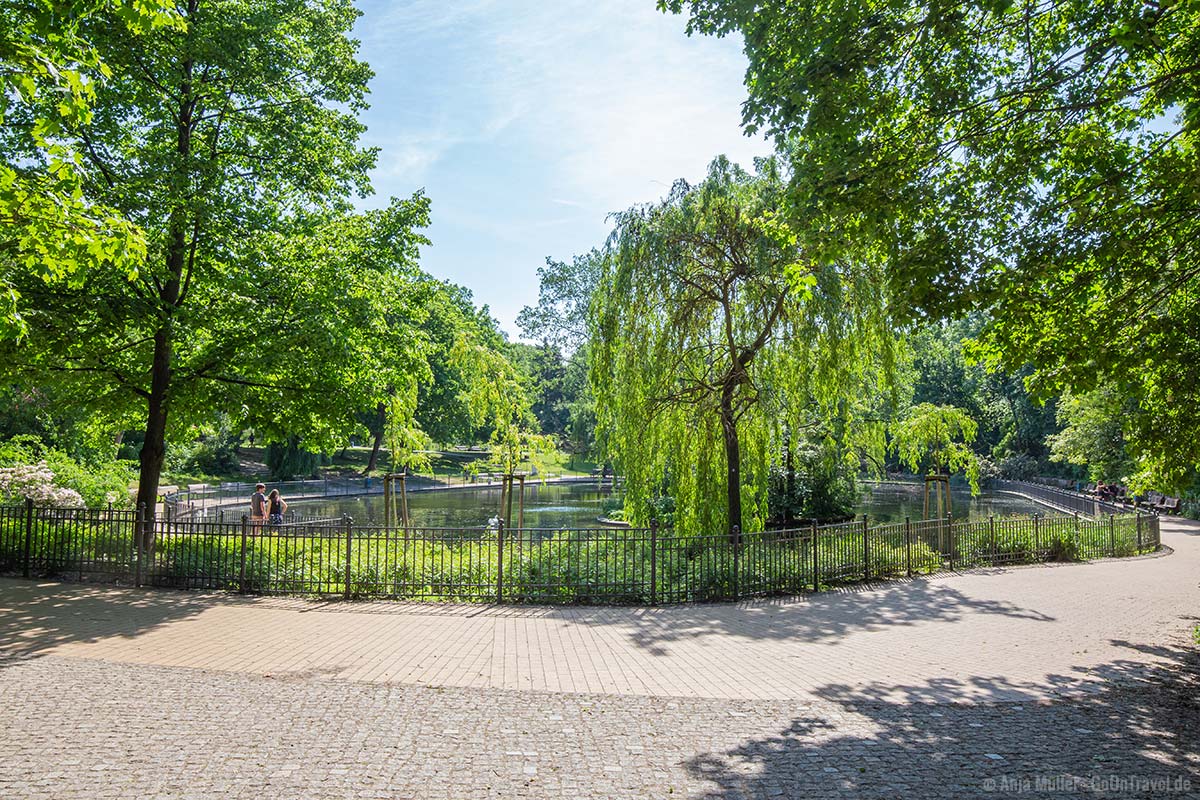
<box><xmin>516</xmin><ymin>250</ymin><xmax>604</xmax><ymax>351</ymax></box>
<box><xmin>662</xmin><ymin>0</ymin><xmax>1200</xmax><ymax>489</ymax></box>
<box><xmin>0</xmin><ymin>0</ymin><xmax>431</xmax><ymax>520</ymax></box>
<box><xmin>592</xmin><ymin>156</ymin><xmax>894</xmax><ymax>536</ymax></box>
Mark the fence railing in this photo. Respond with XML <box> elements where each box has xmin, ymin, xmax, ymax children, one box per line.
<box><xmin>990</xmin><ymin>479</ymin><xmax>1133</xmax><ymax>517</ymax></box>
<box><xmin>0</xmin><ymin>500</ymin><xmax>1161</xmax><ymax>605</ymax></box>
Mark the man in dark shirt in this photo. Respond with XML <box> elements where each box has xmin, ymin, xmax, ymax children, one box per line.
<box><xmin>250</xmin><ymin>483</ymin><xmax>267</xmax><ymax>525</ymax></box>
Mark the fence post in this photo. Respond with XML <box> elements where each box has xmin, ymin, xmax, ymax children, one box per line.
<box><xmin>1033</xmin><ymin>514</ymin><xmax>1040</xmax><ymax>558</ymax></box>
<box><xmin>342</xmin><ymin>514</ymin><xmax>353</xmax><ymax>601</ymax></box>
<box><xmin>904</xmin><ymin>516</ymin><xmax>912</xmax><ymax>578</ymax></box>
<box><xmin>731</xmin><ymin>525</ymin><xmax>740</xmax><ymax>600</ymax></box>
<box><xmin>22</xmin><ymin>497</ymin><xmax>34</xmax><ymax>579</ymax></box>
<box><xmin>134</xmin><ymin>503</ymin><xmax>145</xmax><ymax>587</ymax></box>
<box><xmin>861</xmin><ymin>515</ymin><xmax>869</xmax><ymax>581</ymax></box>
<box><xmin>239</xmin><ymin>515</ymin><xmax>249</xmax><ymax>593</ymax></box>
<box><xmin>649</xmin><ymin>518</ymin><xmax>658</xmax><ymax>605</ymax></box>
<box><xmin>1109</xmin><ymin>513</ymin><xmax>1116</xmax><ymax>556</ymax></box>
<box><xmin>1136</xmin><ymin>512</ymin><xmax>1142</xmax><ymax>552</ymax></box>
<box><xmin>989</xmin><ymin>515</ymin><xmax>996</xmax><ymax>561</ymax></box>
<box><xmin>496</xmin><ymin>517</ymin><xmax>505</xmax><ymax>604</ymax></box>
<box><xmin>811</xmin><ymin>519</ymin><xmax>819</xmax><ymax>592</ymax></box>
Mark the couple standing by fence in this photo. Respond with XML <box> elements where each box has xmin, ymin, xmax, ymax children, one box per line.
<box><xmin>250</xmin><ymin>483</ymin><xmax>287</xmax><ymax>526</ymax></box>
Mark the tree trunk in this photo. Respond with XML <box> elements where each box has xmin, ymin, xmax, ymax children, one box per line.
<box><xmin>365</xmin><ymin>401</ymin><xmax>386</xmax><ymax>474</ymax></box>
<box><xmin>135</xmin><ymin>329</ymin><xmax>173</xmax><ymax>548</ymax></box>
<box><xmin>134</xmin><ymin>46</ymin><xmax>194</xmax><ymax>550</ymax></box>
<box><xmin>720</xmin><ymin>384</ymin><xmax>742</xmax><ymax>544</ymax></box>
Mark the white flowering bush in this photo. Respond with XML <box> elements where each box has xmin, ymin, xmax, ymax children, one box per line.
<box><xmin>0</xmin><ymin>436</ymin><xmax>135</xmax><ymax>508</ymax></box>
<box><xmin>0</xmin><ymin>461</ymin><xmax>86</xmax><ymax>507</ymax></box>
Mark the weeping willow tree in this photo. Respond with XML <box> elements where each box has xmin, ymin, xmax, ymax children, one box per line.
<box><xmin>451</xmin><ymin>332</ymin><xmax>555</xmax><ymax>524</ymax></box>
<box><xmin>890</xmin><ymin>403</ymin><xmax>982</xmax><ymax>519</ymax></box>
<box><xmin>591</xmin><ymin>156</ymin><xmax>895</xmax><ymax>539</ymax></box>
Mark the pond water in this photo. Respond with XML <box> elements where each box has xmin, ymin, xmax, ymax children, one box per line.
<box><xmin>857</xmin><ymin>482</ymin><xmax>1046</xmax><ymax>524</ymax></box>
<box><xmin>293</xmin><ymin>481</ymin><xmax>616</xmax><ymax>529</ymax></box>
<box><xmin>290</xmin><ymin>479</ymin><xmax>1049</xmax><ymax>529</ymax></box>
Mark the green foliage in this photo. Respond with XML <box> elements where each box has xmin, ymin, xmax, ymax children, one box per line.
<box><xmin>265</xmin><ymin>436</ymin><xmax>325</xmax><ymax>481</ymax></box>
<box><xmin>890</xmin><ymin>404</ymin><xmax>982</xmax><ymax>494</ymax></box>
<box><xmin>516</xmin><ymin>251</ymin><xmax>603</xmax><ymax>350</ymax></box>
<box><xmin>452</xmin><ymin>330</ymin><xmax>556</xmax><ymax>477</ymax></box>
<box><xmin>383</xmin><ymin>381</ymin><xmax>433</xmax><ymax>474</ymax></box>
<box><xmin>0</xmin><ymin>0</ymin><xmax>436</xmax><ymax>517</ymax></box>
<box><xmin>507</xmin><ymin>342</ymin><xmax>570</xmax><ymax>438</ymax></box>
<box><xmin>0</xmin><ymin>0</ymin><xmax>179</xmax><ymax>337</ymax></box>
<box><xmin>906</xmin><ymin>318</ymin><xmax>1062</xmax><ymax>475</ymax></box>
<box><xmin>414</xmin><ymin>282</ymin><xmax>503</xmax><ymax>446</ymax></box>
<box><xmin>1048</xmin><ymin>386</ymin><xmax>1134</xmax><ymax>483</ymax></box>
<box><xmin>167</xmin><ymin>414</ymin><xmax>243</xmax><ymax>477</ymax></box>
<box><xmin>0</xmin><ymin>435</ymin><xmax>134</xmax><ymax>507</ymax></box>
<box><xmin>661</xmin><ymin>0</ymin><xmax>1200</xmax><ymax>491</ymax></box>
<box><xmin>592</xmin><ymin>156</ymin><xmax>895</xmax><ymax>536</ymax></box>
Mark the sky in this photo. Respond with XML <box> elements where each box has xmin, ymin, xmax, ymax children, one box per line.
<box><xmin>351</xmin><ymin>0</ymin><xmax>772</xmax><ymax>339</ymax></box>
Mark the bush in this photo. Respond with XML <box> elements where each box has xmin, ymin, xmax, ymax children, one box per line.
<box><xmin>0</xmin><ymin>435</ymin><xmax>135</xmax><ymax>508</ymax></box>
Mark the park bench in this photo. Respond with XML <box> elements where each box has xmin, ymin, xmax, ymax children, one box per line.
<box><xmin>1156</xmin><ymin>496</ymin><xmax>1181</xmax><ymax>514</ymax></box>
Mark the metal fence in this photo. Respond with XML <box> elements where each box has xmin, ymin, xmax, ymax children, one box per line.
<box><xmin>990</xmin><ymin>479</ymin><xmax>1133</xmax><ymax>517</ymax></box>
<box><xmin>0</xmin><ymin>499</ymin><xmax>1161</xmax><ymax>605</ymax></box>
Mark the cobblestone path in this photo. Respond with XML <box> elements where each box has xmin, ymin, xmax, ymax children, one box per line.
<box><xmin>1</xmin><ymin>518</ymin><xmax>1197</xmax><ymax>798</ymax></box>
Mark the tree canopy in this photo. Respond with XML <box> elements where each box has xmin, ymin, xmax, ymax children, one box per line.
<box><xmin>592</xmin><ymin>156</ymin><xmax>895</xmax><ymax>535</ymax></box>
<box><xmin>0</xmin><ymin>0</ymin><xmax>425</xmax><ymax>518</ymax></box>
<box><xmin>661</xmin><ymin>0</ymin><xmax>1200</xmax><ymax>490</ymax></box>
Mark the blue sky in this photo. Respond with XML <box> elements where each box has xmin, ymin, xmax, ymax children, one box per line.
<box><xmin>351</xmin><ymin>0</ymin><xmax>771</xmax><ymax>338</ymax></box>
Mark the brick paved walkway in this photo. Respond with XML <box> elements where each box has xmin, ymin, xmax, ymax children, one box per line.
<box><xmin>1</xmin><ymin>517</ymin><xmax>1198</xmax><ymax>798</ymax></box>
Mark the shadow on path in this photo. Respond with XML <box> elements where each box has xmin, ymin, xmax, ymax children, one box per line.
<box><xmin>685</xmin><ymin>638</ymin><xmax>1200</xmax><ymax>798</ymax></box>
<box><xmin>566</xmin><ymin>577</ymin><xmax>1056</xmax><ymax>655</ymax></box>
<box><xmin>0</xmin><ymin>577</ymin><xmax>233</xmax><ymax>666</ymax></box>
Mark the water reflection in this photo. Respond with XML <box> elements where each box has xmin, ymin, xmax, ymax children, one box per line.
<box><xmin>858</xmin><ymin>482</ymin><xmax>1045</xmax><ymax>523</ymax></box>
<box><xmin>291</xmin><ymin>480</ymin><xmax>1049</xmax><ymax>529</ymax></box>
<box><xmin>293</xmin><ymin>481</ymin><xmax>615</xmax><ymax>529</ymax></box>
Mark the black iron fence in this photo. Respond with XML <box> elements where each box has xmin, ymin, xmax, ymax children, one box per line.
<box><xmin>0</xmin><ymin>499</ymin><xmax>1160</xmax><ymax>605</ymax></box>
<box><xmin>990</xmin><ymin>479</ymin><xmax>1133</xmax><ymax>517</ymax></box>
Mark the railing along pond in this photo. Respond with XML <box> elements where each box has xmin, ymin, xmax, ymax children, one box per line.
<box><xmin>0</xmin><ymin>499</ymin><xmax>1160</xmax><ymax>605</ymax></box>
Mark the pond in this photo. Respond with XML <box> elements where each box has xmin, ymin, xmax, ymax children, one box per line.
<box><xmin>292</xmin><ymin>480</ymin><xmax>616</xmax><ymax>529</ymax></box>
<box><xmin>857</xmin><ymin>481</ymin><xmax>1046</xmax><ymax>524</ymax></box>
<box><xmin>290</xmin><ymin>479</ymin><xmax>1050</xmax><ymax>529</ymax></box>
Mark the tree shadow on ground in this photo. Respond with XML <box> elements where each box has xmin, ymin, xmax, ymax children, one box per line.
<box><xmin>0</xmin><ymin>577</ymin><xmax>241</xmax><ymax>666</ymax></box>
<box><xmin>565</xmin><ymin>576</ymin><xmax>1056</xmax><ymax>655</ymax></box>
<box><xmin>684</xmin><ymin>638</ymin><xmax>1200</xmax><ymax>798</ymax></box>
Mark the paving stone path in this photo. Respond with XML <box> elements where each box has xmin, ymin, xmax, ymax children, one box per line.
<box><xmin>1</xmin><ymin>517</ymin><xmax>1198</xmax><ymax>798</ymax></box>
